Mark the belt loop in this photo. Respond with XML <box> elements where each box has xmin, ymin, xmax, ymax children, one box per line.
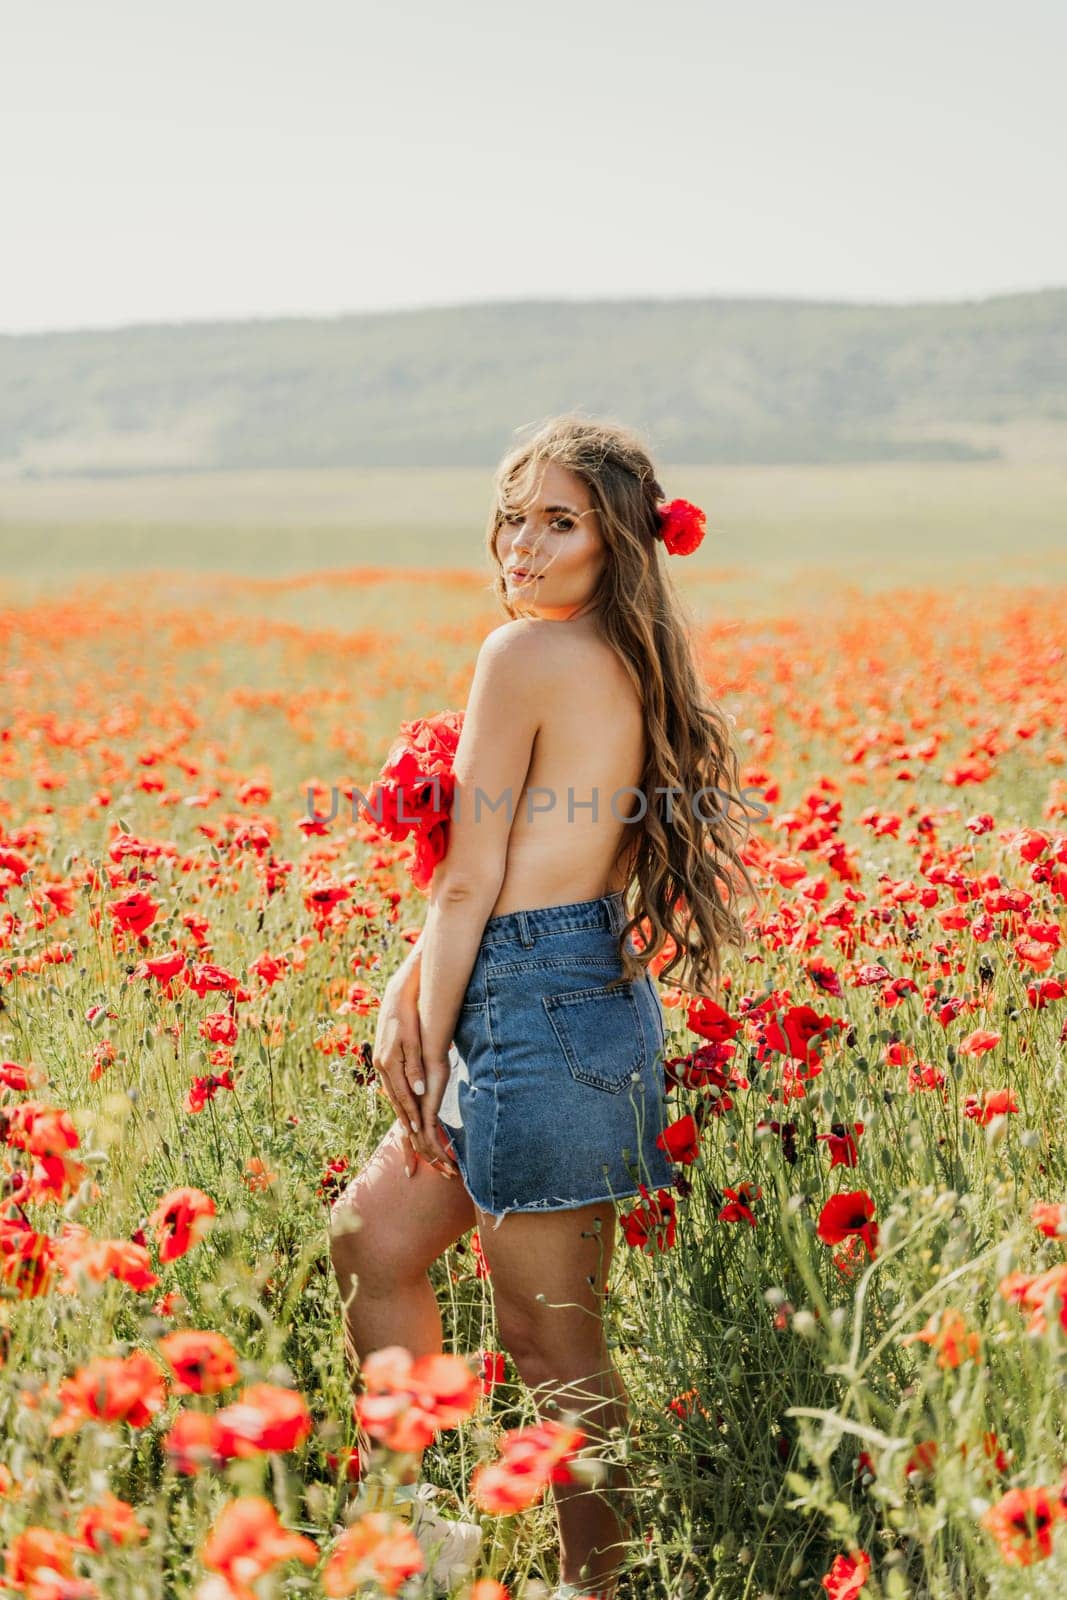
<box><xmin>517</xmin><ymin>910</ymin><xmax>534</xmax><ymax>948</ymax></box>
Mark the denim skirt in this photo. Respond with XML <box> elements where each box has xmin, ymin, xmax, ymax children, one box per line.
<box><xmin>436</xmin><ymin>890</ymin><xmax>675</xmax><ymax>1226</ymax></box>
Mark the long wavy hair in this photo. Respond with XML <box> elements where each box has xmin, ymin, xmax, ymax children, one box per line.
<box><xmin>485</xmin><ymin>413</ymin><xmax>764</xmax><ymax>1000</ymax></box>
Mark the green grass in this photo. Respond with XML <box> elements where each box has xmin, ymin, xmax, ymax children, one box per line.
<box><xmin>1</xmin><ymin>460</ymin><xmax>1065</xmax><ymax>605</ymax></box>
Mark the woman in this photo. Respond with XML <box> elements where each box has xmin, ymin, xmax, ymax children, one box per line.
<box><xmin>330</xmin><ymin>414</ymin><xmax>758</xmax><ymax>1599</ymax></box>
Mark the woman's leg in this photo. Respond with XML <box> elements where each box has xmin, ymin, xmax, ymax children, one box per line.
<box><xmin>474</xmin><ymin>1201</ymin><xmax>631</xmax><ymax>1600</ymax></box>
<box><xmin>329</xmin><ymin>1118</ymin><xmax>477</xmax><ymax>1480</ymax></box>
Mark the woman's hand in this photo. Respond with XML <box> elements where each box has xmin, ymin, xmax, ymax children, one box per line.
<box><xmin>372</xmin><ymin>963</ymin><xmax>459</xmax><ymax>1181</ymax></box>
<box><xmin>416</xmin><ymin>1061</ymin><xmax>456</xmax><ymax>1173</ymax></box>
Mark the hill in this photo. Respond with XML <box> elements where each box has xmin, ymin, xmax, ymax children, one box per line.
<box><xmin>1</xmin><ymin>289</ymin><xmax>1064</xmax><ymax>474</ymax></box>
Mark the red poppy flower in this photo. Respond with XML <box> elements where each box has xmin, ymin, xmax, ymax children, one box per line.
<box><xmin>685</xmin><ymin>996</ymin><xmax>741</xmax><ymax>1044</ymax></box>
<box><xmin>365</xmin><ymin>710</ymin><xmax>465</xmax><ymax>891</ymax></box>
<box><xmin>185</xmin><ymin>1071</ymin><xmax>235</xmax><ymax>1113</ymax></box>
<box><xmin>215</xmin><ymin>1383</ymin><xmax>313</xmax><ymax>1456</ymax></box>
<box><xmin>664</xmin><ymin>1042</ymin><xmax>739</xmax><ymax>1102</ymax></box>
<box><xmin>1032</xmin><ymin>1201</ymin><xmax>1067</xmax><ymax>1238</ymax></box>
<box><xmin>821</xmin><ymin>1549</ymin><xmax>871</xmax><ymax>1597</ymax></box>
<box><xmin>1027</xmin><ymin>977</ymin><xmax>1065</xmax><ymax>1009</ymax></box>
<box><xmin>656</xmin><ymin>1113</ymin><xmax>701</xmax><ymax>1165</ymax></box>
<box><xmin>905</xmin><ymin>1439</ymin><xmax>939</xmax><ymax>1477</ymax></box>
<box><xmin>470</xmin><ymin>1228</ymin><xmax>491</xmax><ymax>1279</ymax></box>
<box><xmin>816</xmin><ymin>1123</ymin><xmax>864</xmax><ymax>1168</ymax></box>
<box><xmin>0</xmin><ymin>1060</ymin><xmax>41</xmax><ymax>1092</ymax></box>
<box><xmin>718</xmin><ymin>1183</ymin><xmax>761</xmax><ymax>1226</ymax></box>
<box><xmin>470</xmin><ymin>1419</ymin><xmax>585</xmax><ymax>1514</ymax></box>
<box><xmin>75</xmin><ymin>1492</ymin><xmax>148</xmax><ymax>1552</ymax></box>
<box><xmin>478</xmin><ymin>1350</ymin><xmax>506</xmax><ymax>1395</ymax></box>
<box><xmin>901</xmin><ymin>1307</ymin><xmax>981</xmax><ymax>1369</ymax></box>
<box><xmin>129</xmin><ymin>951</ymin><xmax>186</xmax><ymax>994</ymax></box>
<box><xmin>0</xmin><ymin>1219</ymin><xmax>57</xmax><ymax>1297</ymax></box>
<box><xmin>760</xmin><ymin>1004</ymin><xmax>837</xmax><ymax>1067</ymax></box>
<box><xmin>200</xmin><ymin>1496</ymin><xmax>317</xmax><ymax>1600</ymax></box>
<box><xmin>108</xmin><ymin>890</ymin><xmax>160</xmax><ymax>938</ymax></box>
<box><xmin>54</xmin><ymin>1227</ymin><xmax>159</xmax><ymax>1295</ymax></box>
<box><xmin>958</xmin><ymin>1027</ymin><xmax>1002</xmax><ymax>1056</ymax></box>
<box><xmin>2</xmin><ymin>1528</ymin><xmax>98</xmax><ymax>1600</ymax></box>
<box><xmin>157</xmin><ymin>1329</ymin><xmax>241</xmax><ymax>1395</ymax></box>
<box><xmin>163</xmin><ymin>1409</ymin><xmax>230</xmax><ymax>1474</ymax></box>
<box><xmin>816</xmin><ymin>1191</ymin><xmax>878</xmax><ymax>1256</ymax></box>
<box><xmin>198</xmin><ymin>1010</ymin><xmax>239</xmax><ymax>1045</ymax></box>
<box><xmin>619</xmin><ymin>1186</ymin><xmax>677</xmax><ymax>1252</ymax></box>
<box><xmin>321</xmin><ymin>1511</ymin><xmax>424</xmax><ymax>1597</ymax></box>
<box><xmin>145</xmin><ymin>1187</ymin><xmax>216</xmax><ymax>1262</ymax></box>
<box><xmin>656</xmin><ymin>498</ymin><xmax>707</xmax><ymax>556</ymax></box>
<box><xmin>4</xmin><ymin>1101</ymin><xmax>79</xmax><ymax>1157</ymax></box>
<box><xmin>355</xmin><ymin>1347</ymin><xmax>480</xmax><ymax>1453</ymax></box>
<box><xmin>963</xmin><ymin>1087</ymin><xmax>1019</xmax><ymax>1125</ymax></box>
<box><xmin>981</xmin><ymin>1485</ymin><xmax>1062</xmax><ymax>1566</ymax></box>
<box><xmin>183</xmin><ymin>962</ymin><xmax>244</xmax><ymax>999</ymax></box>
<box><xmin>50</xmin><ymin>1351</ymin><xmax>167</xmax><ymax>1436</ymax></box>
<box><xmin>908</xmin><ymin>1060</ymin><xmax>946</xmax><ymax>1094</ymax></box>
<box><xmin>26</xmin><ymin>1149</ymin><xmax>91</xmax><ymax>1204</ymax></box>
<box><xmin>998</xmin><ymin>1262</ymin><xmax>1067</xmax><ymax>1335</ymax></box>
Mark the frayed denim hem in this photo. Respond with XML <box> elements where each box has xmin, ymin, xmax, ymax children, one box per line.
<box><xmin>439</xmin><ymin>1119</ymin><xmax>669</xmax><ymax>1233</ymax></box>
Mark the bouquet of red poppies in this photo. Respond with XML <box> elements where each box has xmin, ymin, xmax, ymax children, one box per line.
<box><xmin>365</xmin><ymin>709</ymin><xmax>464</xmax><ymax>891</ymax></box>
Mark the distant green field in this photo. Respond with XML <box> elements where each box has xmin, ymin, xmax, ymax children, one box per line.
<box><xmin>1</xmin><ymin>462</ymin><xmax>1064</xmax><ymax>633</ymax></box>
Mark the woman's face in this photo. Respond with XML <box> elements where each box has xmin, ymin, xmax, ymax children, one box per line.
<box><xmin>496</xmin><ymin>460</ymin><xmax>607</xmax><ymax>621</ymax></box>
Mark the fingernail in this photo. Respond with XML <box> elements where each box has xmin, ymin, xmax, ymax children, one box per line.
<box><xmin>410</xmin><ymin>1119</ymin><xmax>420</xmax><ymax>1132</ymax></box>
<box><xmin>413</xmin><ymin>1079</ymin><xmax>425</xmax><ymax>1095</ymax></box>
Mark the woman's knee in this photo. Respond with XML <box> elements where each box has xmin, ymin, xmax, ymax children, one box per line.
<box><xmin>329</xmin><ymin>1122</ymin><xmax>477</xmax><ymax>1301</ymax></box>
<box><xmin>496</xmin><ymin>1301</ymin><xmax>609</xmax><ymax>1389</ymax></box>
<box><xmin>494</xmin><ymin>1303</ymin><xmax>542</xmax><ymax>1375</ymax></box>
<box><xmin>329</xmin><ymin>1188</ymin><xmax>406</xmax><ymax>1294</ymax></box>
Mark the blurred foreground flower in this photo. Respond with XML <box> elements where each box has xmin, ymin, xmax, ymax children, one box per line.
<box><xmin>821</xmin><ymin>1548</ymin><xmax>871</xmax><ymax>1597</ymax></box>
<box><xmin>998</xmin><ymin>1263</ymin><xmax>1067</xmax><ymax>1335</ymax></box>
<box><xmin>3</xmin><ymin>1527</ymin><xmax>98</xmax><ymax>1599</ymax></box>
<box><xmin>321</xmin><ymin>1512</ymin><xmax>424</xmax><ymax>1597</ymax></box>
<box><xmin>981</xmin><ymin>1484</ymin><xmax>1064</xmax><ymax>1567</ymax></box>
<box><xmin>145</xmin><ymin>1186</ymin><xmax>216</xmax><ymax>1262</ymax></box>
<box><xmin>901</xmin><ymin>1307</ymin><xmax>982</xmax><ymax>1369</ymax></box>
<box><xmin>50</xmin><ymin>1351</ymin><xmax>167</xmax><ymax>1436</ymax></box>
<box><xmin>75</xmin><ymin>1492</ymin><xmax>149</xmax><ymax>1552</ymax></box>
<box><xmin>470</xmin><ymin>1419</ymin><xmax>585</xmax><ymax>1514</ymax></box>
<box><xmin>356</xmin><ymin>1345</ymin><xmax>480</xmax><ymax>1452</ymax></box>
<box><xmin>198</xmin><ymin>1495</ymin><xmax>317</xmax><ymax>1599</ymax></box>
<box><xmin>157</xmin><ymin>1330</ymin><xmax>241</xmax><ymax>1395</ymax></box>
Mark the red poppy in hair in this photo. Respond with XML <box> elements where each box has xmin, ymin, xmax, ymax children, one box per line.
<box><xmin>656</xmin><ymin>498</ymin><xmax>707</xmax><ymax>555</ymax></box>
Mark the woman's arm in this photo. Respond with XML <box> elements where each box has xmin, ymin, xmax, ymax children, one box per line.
<box><xmin>393</xmin><ymin>929</ymin><xmax>424</xmax><ymax>994</ymax></box>
<box><xmin>369</xmin><ymin>931</ymin><xmax>437</xmax><ymax>1180</ymax></box>
<box><xmin>417</xmin><ymin>882</ymin><xmax>502</xmax><ymax>1068</ymax></box>
<box><xmin>410</xmin><ymin>621</ymin><xmax>550</xmax><ymax>1156</ymax></box>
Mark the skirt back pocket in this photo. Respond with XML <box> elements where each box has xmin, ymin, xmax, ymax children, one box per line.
<box><xmin>543</xmin><ymin>980</ymin><xmax>648</xmax><ymax>1093</ymax></box>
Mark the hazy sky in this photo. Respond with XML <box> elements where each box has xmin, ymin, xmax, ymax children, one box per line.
<box><xmin>3</xmin><ymin>0</ymin><xmax>1064</xmax><ymax>333</ymax></box>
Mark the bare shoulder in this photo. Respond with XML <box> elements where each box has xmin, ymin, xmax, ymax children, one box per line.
<box><xmin>478</xmin><ymin>617</ymin><xmax>569</xmax><ymax>675</ymax></box>
<box><xmin>476</xmin><ymin>618</ymin><xmax>623</xmax><ymax>700</ymax></box>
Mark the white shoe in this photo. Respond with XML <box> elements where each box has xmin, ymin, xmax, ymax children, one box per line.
<box><xmin>406</xmin><ymin>1481</ymin><xmax>482</xmax><ymax>1592</ymax></box>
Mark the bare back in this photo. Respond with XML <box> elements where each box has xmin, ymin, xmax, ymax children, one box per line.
<box><xmin>489</xmin><ymin>618</ymin><xmax>647</xmax><ymax>917</ymax></box>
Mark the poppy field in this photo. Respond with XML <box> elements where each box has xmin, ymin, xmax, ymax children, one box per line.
<box><xmin>1</xmin><ymin>550</ymin><xmax>1065</xmax><ymax>1600</ymax></box>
